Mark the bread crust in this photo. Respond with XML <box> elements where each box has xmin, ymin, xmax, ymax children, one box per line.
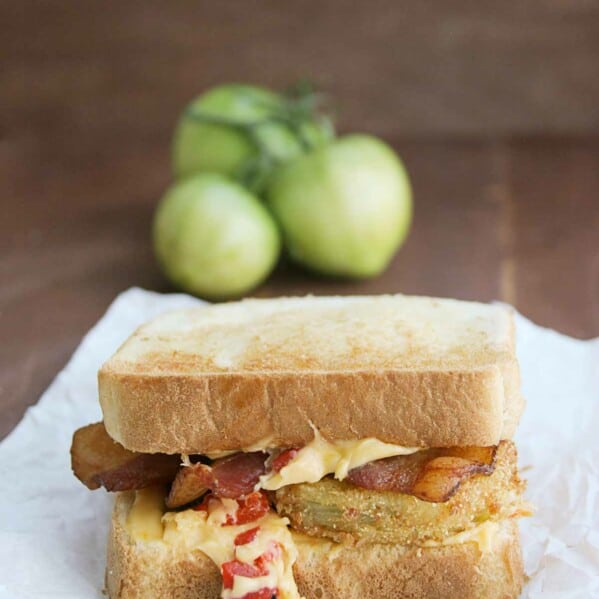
<box><xmin>106</xmin><ymin>493</ymin><xmax>524</xmax><ymax>599</ymax></box>
<box><xmin>100</xmin><ymin>364</ymin><xmax>522</xmax><ymax>454</ymax></box>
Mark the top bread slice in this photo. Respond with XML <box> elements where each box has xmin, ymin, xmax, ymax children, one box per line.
<box><xmin>98</xmin><ymin>295</ymin><xmax>523</xmax><ymax>454</ymax></box>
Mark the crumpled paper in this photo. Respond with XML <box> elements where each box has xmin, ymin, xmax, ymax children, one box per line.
<box><xmin>0</xmin><ymin>288</ymin><xmax>597</xmax><ymax>598</ymax></box>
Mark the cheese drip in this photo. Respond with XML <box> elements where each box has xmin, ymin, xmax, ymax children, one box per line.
<box><xmin>162</xmin><ymin>499</ymin><xmax>302</xmax><ymax>599</ymax></box>
<box><xmin>259</xmin><ymin>429</ymin><xmax>419</xmax><ymax>491</ymax></box>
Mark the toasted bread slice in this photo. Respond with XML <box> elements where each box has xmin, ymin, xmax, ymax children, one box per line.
<box><xmin>106</xmin><ymin>492</ymin><xmax>524</xmax><ymax>599</ymax></box>
<box><xmin>99</xmin><ymin>295</ymin><xmax>523</xmax><ymax>453</ymax></box>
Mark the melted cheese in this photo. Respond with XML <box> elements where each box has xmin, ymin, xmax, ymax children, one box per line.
<box><xmin>259</xmin><ymin>429</ymin><xmax>419</xmax><ymax>491</ymax></box>
<box><xmin>422</xmin><ymin>521</ymin><xmax>501</xmax><ymax>552</ymax></box>
<box><xmin>127</xmin><ymin>491</ymin><xmax>507</xmax><ymax>557</ymax></box>
<box><xmin>126</xmin><ymin>487</ymin><xmax>165</xmax><ymax>541</ymax></box>
<box><xmin>125</xmin><ymin>492</ymin><xmax>300</xmax><ymax>599</ymax></box>
<box><xmin>163</xmin><ymin>503</ymin><xmax>301</xmax><ymax>599</ymax></box>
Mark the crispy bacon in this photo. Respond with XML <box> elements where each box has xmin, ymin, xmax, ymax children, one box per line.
<box><xmin>166</xmin><ymin>463</ymin><xmax>212</xmax><ymax>508</ymax></box>
<box><xmin>71</xmin><ymin>421</ymin><xmax>500</xmax><ymax>507</ymax></box>
<box><xmin>234</xmin><ymin>526</ymin><xmax>260</xmax><ymax>546</ymax></box>
<box><xmin>347</xmin><ymin>444</ymin><xmax>499</xmax><ymax>502</ymax></box>
<box><xmin>70</xmin><ymin>422</ymin><xmax>180</xmax><ymax>491</ymax></box>
<box><xmin>166</xmin><ymin>452</ymin><xmax>267</xmax><ymax>509</ymax></box>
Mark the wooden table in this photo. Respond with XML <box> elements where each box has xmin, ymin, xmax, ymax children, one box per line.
<box><xmin>1</xmin><ymin>1</ymin><xmax>598</xmax><ymax>440</ymax></box>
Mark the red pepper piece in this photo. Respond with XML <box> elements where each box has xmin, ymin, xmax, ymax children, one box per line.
<box><xmin>271</xmin><ymin>449</ymin><xmax>299</xmax><ymax>472</ymax></box>
<box><xmin>225</xmin><ymin>491</ymin><xmax>271</xmax><ymax>526</ymax></box>
<box><xmin>254</xmin><ymin>541</ymin><xmax>283</xmax><ymax>575</ymax></box>
<box><xmin>239</xmin><ymin>589</ymin><xmax>278</xmax><ymax>599</ymax></box>
<box><xmin>234</xmin><ymin>526</ymin><xmax>260</xmax><ymax>546</ymax></box>
<box><xmin>221</xmin><ymin>559</ymin><xmax>262</xmax><ymax>590</ymax></box>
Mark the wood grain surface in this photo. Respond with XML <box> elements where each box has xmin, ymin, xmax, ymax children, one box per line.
<box><xmin>1</xmin><ymin>2</ymin><xmax>598</xmax><ymax>439</ymax></box>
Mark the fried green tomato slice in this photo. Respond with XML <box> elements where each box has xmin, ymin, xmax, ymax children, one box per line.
<box><xmin>274</xmin><ymin>441</ymin><xmax>525</xmax><ymax>545</ymax></box>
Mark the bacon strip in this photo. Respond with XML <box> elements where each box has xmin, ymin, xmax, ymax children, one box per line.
<box><xmin>70</xmin><ymin>422</ymin><xmax>180</xmax><ymax>491</ymax></box>
<box><xmin>166</xmin><ymin>452</ymin><xmax>267</xmax><ymax>509</ymax></box>
<box><xmin>347</xmin><ymin>444</ymin><xmax>499</xmax><ymax>502</ymax></box>
<box><xmin>71</xmin><ymin>421</ymin><xmax>500</xmax><ymax>506</ymax></box>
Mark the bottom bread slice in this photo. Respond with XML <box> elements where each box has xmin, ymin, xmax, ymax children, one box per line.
<box><xmin>107</xmin><ymin>493</ymin><xmax>524</xmax><ymax>599</ymax></box>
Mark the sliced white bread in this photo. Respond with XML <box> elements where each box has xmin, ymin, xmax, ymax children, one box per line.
<box><xmin>99</xmin><ymin>295</ymin><xmax>523</xmax><ymax>453</ymax></box>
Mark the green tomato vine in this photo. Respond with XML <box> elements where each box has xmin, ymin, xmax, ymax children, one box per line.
<box><xmin>183</xmin><ymin>82</ymin><xmax>334</xmax><ymax>192</ymax></box>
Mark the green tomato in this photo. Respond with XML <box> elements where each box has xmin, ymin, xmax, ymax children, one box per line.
<box><xmin>266</xmin><ymin>134</ymin><xmax>412</xmax><ymax>278</ymax></box>
<box><xmin>172</xmin><ymin>84</ymin><xmax>334</xmax><ymax>191</ymax></box>
<box><xmin>153</xmin><ymin>174</ymin><xmax>280</xmax><ymax>299</ymax></box>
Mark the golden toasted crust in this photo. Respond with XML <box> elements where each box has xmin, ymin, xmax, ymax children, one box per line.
<box><xmin>99</xmin><ymin>295</ymin><xmax>523</xmax><ymax>454</ymax></box>
<box><xmin>106</xmin><ymin>494</ymin><xmax>524</xmax><ymax>599</ymax></box>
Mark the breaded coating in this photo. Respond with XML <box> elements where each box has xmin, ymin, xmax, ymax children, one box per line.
<box><xmin>275</xmin><ymin>441</ymin><xmax>526</xmax><ymax>545</ymax></box>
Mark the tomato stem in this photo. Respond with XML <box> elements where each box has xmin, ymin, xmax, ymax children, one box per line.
<box><xmin>183</xmin><ymin>83</ymin><xmax>333</xmax><ymax>191</ymax></box>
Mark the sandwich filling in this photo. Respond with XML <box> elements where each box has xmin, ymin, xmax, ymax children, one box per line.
<box><xmin>71</xmin><ymin>422</ymin><xmax>530</xmax><ymax>599</ymax></box>
<box><xmin>165</xmin><ymin>492</ymin><xmax>299</xmax><ymax>599</ymax></box>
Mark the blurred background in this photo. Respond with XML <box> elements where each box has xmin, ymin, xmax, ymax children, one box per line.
<box><xmin>1</xmin><ymin>1</ymin><xmax>598</xmax><ymax>437</ymax></box>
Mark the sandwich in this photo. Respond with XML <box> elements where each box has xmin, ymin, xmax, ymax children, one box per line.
<box><xmin>70</xmin><ymin>294</ymin><xmax>531</xmax><ymax>599</ymax></box>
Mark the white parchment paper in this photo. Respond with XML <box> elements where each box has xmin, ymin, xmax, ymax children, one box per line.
<box><xmin>0</xmin><ymin>288</ymin><xmax>597</xmax><ymax>598</ymax></box>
